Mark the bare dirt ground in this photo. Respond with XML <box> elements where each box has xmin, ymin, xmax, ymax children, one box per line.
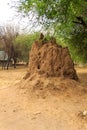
<box><xmin>0</xmin><ymin>66</ymin><xmax>87</xmax><ymax>130</ymax></box>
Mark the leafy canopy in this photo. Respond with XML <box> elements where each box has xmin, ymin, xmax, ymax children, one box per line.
<box><xmin>18</xmin><ymin>0</ymin><xmax>87</xmax><ymax>63</ymax></box>
<box><xmin>19</xmin><ymin>0</ymin><xmax>87</xmax><ymax>31</ymax></box>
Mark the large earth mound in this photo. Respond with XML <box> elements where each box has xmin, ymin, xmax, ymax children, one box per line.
<box><xmin>19</xmin><ymin>35</ymin><xmax>79</xmax><ymax>98</ymax></box>
<box><xmin>25</xmin><ymin>36</ymin><xmax>78</xmax><ymax>80</ymax></box>
<box><xmin>14</xmin><ymin>36</ymin><xmax>87</xmax><ymax>130</ymax></box>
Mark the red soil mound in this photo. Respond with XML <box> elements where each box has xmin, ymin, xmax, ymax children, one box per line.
<box><xmin>26</xmin><ymin>38</ymin><xmax>78</xmax><ymax>80</ymax></box>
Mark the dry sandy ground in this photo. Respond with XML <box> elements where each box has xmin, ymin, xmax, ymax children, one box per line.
<box><xmin>0</xmin><ymin>67</ymin><xmax>87</xmax><ymax>130</ymax></box>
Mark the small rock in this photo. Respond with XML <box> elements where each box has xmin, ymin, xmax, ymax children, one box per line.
<box><xmin>78</xmin><ymin>110</ymin><xmax>87</xmax><ymax>118</ymax></box>
<box><xmin>83</xmin><ymin>110</ymin><xmax>87</xmax><ymax>116</ymax></box>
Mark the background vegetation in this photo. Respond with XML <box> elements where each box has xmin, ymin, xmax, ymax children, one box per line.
<box><xmin>0</xmin><ymin>0</ymin><xmax>87</xmax><ymax>65</ymax></box>
<box><xmin>15</xmin><ymin>32</ymin><xmax>39</xmax><ymax>62</ymax></box>
<box><xmin>18</xmin><ymin>0</ymin><xmax>87</xmax><ymax>64</ymax></box>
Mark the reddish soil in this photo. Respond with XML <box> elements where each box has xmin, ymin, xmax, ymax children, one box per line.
<box><xmin>27</xmin><ymin>41</ymin><xmax>78</xmax><ymax>80</ymax></box>
<box><xmin>0</xmin><ymin>67</ymin><xmax>87</xmax><ymax>130</ymax></box>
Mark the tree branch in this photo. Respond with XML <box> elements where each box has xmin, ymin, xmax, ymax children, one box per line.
<box><xmin>73</xmin><ymin>16</ymin><xmax>87</xmax><ymax>28</ymax></box>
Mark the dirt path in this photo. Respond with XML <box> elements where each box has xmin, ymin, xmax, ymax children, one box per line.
<box><xmin>0</xmin><ymin>67</ymin><xmax>87</xmax><ymax>130</ymax></box>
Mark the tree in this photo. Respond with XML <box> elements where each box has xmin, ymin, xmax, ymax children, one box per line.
<box><xmin>0</xmin><ymin>25</ymin><xmax>19</xmax><ymax>69</ymax></box>
<box><xmin>18</xmin><ymin>0</ymin><xmax>87</xmax><ymax>63</ymax></box>
<box><xmin>15</xmin><ymin>32</ymin><xmax>39</xmax><ymax>63</ymax></box>
<box><xmin>67</xmin><ymin>24</ymin><xmax>87</xmax><ymax>63</ymax></box>
<box><xmin>18</xmin><ymin>0</ymin><xmax>87</xmax><ymax>31</ymax></box>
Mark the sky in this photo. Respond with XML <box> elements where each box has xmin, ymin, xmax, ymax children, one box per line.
<box><xmin>0</xmin><ymin>0</ymin><xmax>17</xmax><ymax>24</ymax></box>
<box><xmin>0</xmin><ymin>0</ymin><xmax>40</xmax><ymax>33</ymax></box>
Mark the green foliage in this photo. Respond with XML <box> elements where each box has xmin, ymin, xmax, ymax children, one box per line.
<box><xmin>19</xmin><ymin>0</ymin><xmax>87</xmax><ymax>28</ymax></box>
<box><xmin>18</xmin><ymin>0</ymin><xmax>87</xmax><ymax>63</ymax></box>
<box><xmin>15</xmin><ymin>32</ymin><xmax>39</xmax><ymax>62</ymax></box>
<box><xmin>67</xmin><ymin>26</ymin><xmax>87</xmax><ymax>63</ymax></box>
